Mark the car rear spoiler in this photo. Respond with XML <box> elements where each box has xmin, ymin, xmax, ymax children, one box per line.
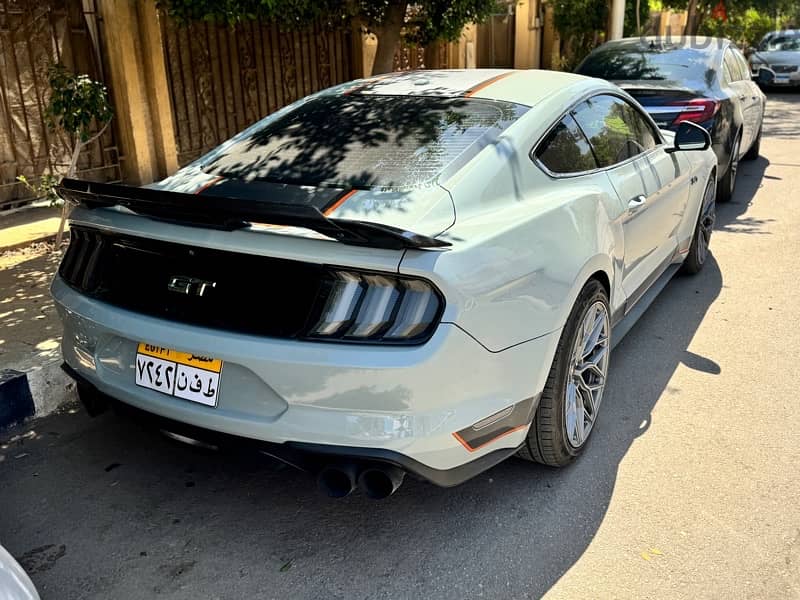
<box><xmin>56</xmin><ymin>178</ymin><xmax>451</xmax><ymax>251</ymax></box>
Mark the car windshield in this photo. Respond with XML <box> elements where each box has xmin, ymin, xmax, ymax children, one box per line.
<box><xmin>578</xmin><ymin>43</ymin><xmax>714</xmax><ymax>83</ymax></box>
<box><xmin>760</xmin><ymin>33</ymin><xmax>800</xmax><ymax>52</ymax></box>
<box><xmin>202</xmin><ymin>95</ymin><xmax>527</xmax><ymax>190</ymax></box>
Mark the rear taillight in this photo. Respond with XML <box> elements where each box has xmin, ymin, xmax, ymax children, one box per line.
<box><xmin>307</xmin><ymin>269</ymin><xmax>443</xmax><ymax>344</ymax></box>
<box><xmin>669</xmin><ymin>99</ymin><xmax>720</xmax><ymax>125</ymax></box>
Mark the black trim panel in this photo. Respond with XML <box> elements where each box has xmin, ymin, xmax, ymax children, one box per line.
<box><xmin>453</xmin><ymin>396</ymin><xmax>536</xmax><ymax>451</ymax></box>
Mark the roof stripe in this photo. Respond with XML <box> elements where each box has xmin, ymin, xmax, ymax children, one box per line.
<box><xmin>464</xmin><ymin>72</ymin><xmax>515</xmax><ymax>97</ymax></box>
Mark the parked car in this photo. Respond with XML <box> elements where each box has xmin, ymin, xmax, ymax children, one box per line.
<box><xmin>748</xmin><ymin>29</ymin><xmax>800</xmax><ymax>88</ymax></box>
<box><xmin>0</xmin><ymin>544</ymin><xmax>39</xmax><ymax>600</ymax></box>
<box><xmin>53</xmin><ymin>69</ymin><xmax>717</xmax><ymax>499</ymax></box>
<box><xmin>577</xmin><ymin>36</ymin><xmax>765</xmax><ymax>202</ymax></box>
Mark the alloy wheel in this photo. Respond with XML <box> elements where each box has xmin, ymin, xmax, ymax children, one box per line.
<box><xmin>564</xmin><ymin>301</ymin><xmax>610</xmax><ymax>448</ymax></box>
<box><xmin>696</xmin><ymin>180</ymin><xmax>716</xmax><ymax>265</ymax></box>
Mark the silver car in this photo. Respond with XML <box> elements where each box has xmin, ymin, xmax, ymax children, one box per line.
<box><xmin>749</xmin><ymin>29</ymin><xmax>800</xmax><ymax>87</ymax></box>
<box><xmin>53</xmin><ymin>70</ymin><xmax>717</xmax><ymax>499</ymax></box>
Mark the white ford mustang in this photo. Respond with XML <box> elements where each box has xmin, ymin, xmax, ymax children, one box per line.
<box><xmin>53</xmin><ymin>69</ymin><xmax>717</xmax><ymax>498</ymax></box>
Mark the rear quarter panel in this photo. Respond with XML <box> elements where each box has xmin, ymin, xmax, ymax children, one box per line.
<box><xmin>399</xmin><ymin>112</ymin><xmax>626</xmax><ymax>352</ymax></box>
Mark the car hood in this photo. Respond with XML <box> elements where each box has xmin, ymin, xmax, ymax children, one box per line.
<box><xmin>150</xmin><ymin>167</ymin><xmax>456</xmax><ymax>241</ymax></box>
<box><xmin>751</xmin><ymin>50</ymin><xmax>800</xmax><ymax>65</ymax></box>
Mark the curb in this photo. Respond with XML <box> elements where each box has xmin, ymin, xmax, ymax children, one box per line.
<box><xmin>0</xmin><ymin>361</ymin><xmax>77</xmax><ymax>430</ymax></box>
<box><xmin>0</xmin><ymin>231</ymin><xmax>67</xmax><ymax>254</ymax></box>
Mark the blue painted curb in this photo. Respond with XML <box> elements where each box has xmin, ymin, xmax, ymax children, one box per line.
<box><xmin>0</xmin><ymin>369</ymin><xmax>36</xmax><ymax>429</ymax></box>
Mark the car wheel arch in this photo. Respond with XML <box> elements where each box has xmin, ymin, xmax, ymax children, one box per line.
<box><xmin>557</xmin><ymin>255</ymin><xmax>616</xmax><ymax>332</ymax></box>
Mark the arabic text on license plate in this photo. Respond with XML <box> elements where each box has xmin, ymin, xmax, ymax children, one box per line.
<box><xmin>135</xmin><ymin>343</ymin><xmax>222</xmax><ymax>407</ymax></box>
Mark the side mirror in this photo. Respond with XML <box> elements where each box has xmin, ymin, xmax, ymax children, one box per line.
<box><xmin>744</xmin><ymin>46</ymin><xmax>756</xmax><ymax>57</ymax></box>
<box><xmin>666</xmin><ymin>121</ymin><xmax>712</xmax><ymax>153</ymax></box>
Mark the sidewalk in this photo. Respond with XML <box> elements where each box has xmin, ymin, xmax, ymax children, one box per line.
<box><xmin>1</xmin><ymin>205</ymin><xmax>64</xmax><ymax>250</ymax></box>
<box><xmin>1</xmin><ymin>209</ymin><xmax>76</xmax><ymax>428</ymax></box>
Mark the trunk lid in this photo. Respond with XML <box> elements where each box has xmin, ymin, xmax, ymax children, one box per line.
<box><xmin>614</xmin><ymin>80</ymin><xmax>708</xmax><ymax>130</ymax></box>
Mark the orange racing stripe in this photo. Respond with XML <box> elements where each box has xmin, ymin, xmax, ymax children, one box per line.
<box><xmin>464</xmin><ymin>72</ymin><xmax>515</xmax><ymax>97</ymax></box>
<box><xmin>193</xmin><ymin>176</ymin><xmax>224</xmax><ymax>195</ymax></box>
<box><xmin>323</xmin><ymin>189</ymin><xmax>358</xmax><ymax>216</ymax></box>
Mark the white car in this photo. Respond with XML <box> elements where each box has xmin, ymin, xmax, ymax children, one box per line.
<box><xmin>0</xmin><ymin>545</ymin><xmax>39</xmax><ymax>600</ymax></box>
<box><xmin>53</xmin><ymin>69</ymin><xmax>717</xmax><ymax>499</ymax></box>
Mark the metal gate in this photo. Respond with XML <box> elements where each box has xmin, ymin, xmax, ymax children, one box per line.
<box><xmin>476</xmin><ymin>11</ymin><xmax>516</xmax><ymax>68</ymax></box>
<box><xmin>161</xmin><ymin>17</ymin><xmax>355</xmax><ymax>166</ymax></box>
<box><xmin>0</xmin><ymin>0</ymin><xmax>121</xmax><ymax>211</ymax></box>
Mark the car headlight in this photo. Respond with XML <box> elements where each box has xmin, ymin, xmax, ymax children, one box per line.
<box><xmin>306</xmin><ymin>269</ymin><xmax>444</xmax><ymax>344</ymax></box>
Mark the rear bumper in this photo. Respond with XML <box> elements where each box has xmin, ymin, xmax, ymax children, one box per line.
<box><xmin>61</xmin><ymin>365</ymin><xmax>527</xmax><ymax>488</ymax></box>
<box><xmin>52</xmin><ymin>275</ymin><xmax>561</xmax><ymax>481</ymax></box>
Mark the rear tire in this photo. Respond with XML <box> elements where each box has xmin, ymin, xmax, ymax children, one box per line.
<box><xmin>518</xmin><ymin>280</ymin><xmax>610</xmax><ymax>467</ymax></box>
<box><xmin>743</xmin><ymin>126</ymin><xmax>761</xmax><ymax>161</ymax></box>
<box><xmin>717</xmin><ymin>134</ymin><xmax>740</xmax><ymax>203</ymax></box>
<box><xmin>681</xmin><ymin>176</ymin><xmax>716</xmax><ymax>275</ymax></box>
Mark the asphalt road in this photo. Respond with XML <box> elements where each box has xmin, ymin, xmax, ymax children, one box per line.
<box><xmin>2</xmin><ymin>92</ymin><xmax>799</xmax><ymax>600</ymax></box>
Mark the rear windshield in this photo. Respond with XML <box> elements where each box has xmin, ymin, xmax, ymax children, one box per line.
<box><xmin>202</xmin><ymin>95</ymin><xmax>527</xmax><ymax>190</ymax></box>
<box><xmin>578</xmin><ymin>44</ymin><xmax>715</xmax><ymax>83</ymax></box>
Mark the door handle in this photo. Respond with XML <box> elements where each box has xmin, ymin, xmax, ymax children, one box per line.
<box><xmin>628</xmin><ymin>195</ymin><xmax>646</xmax><ymax>211</ymax></box>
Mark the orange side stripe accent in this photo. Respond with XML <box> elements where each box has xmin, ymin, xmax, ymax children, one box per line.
<box><xmin>464</xmin><ymin>72</ymin><xmax>515</xmax><ymax>97</ymax></box>
<box><xmin>452</xmin><ymin>423</ymin><xmax>529</xmax><ymax>453</ymax></box>
<box><xmin>323</xmin><ymin>189</ymin><xmax>358</xmax><ymax>216</ymax></box>
<box><xmin>193</xmin><ymin>176</ymin><xmax>224</xmax><ymax>195</ymax></box>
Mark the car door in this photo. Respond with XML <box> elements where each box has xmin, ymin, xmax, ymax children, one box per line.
<box><xmin>732</xmin><ymin>46</ymin><xmax>764</xmax><ymax>136</ymax></box>
<box><xmin>572</xmin><ymin>94</ymin><xmax>685</xmax><ymax>307</ymax></box>
<box><xmin>723</xmin><ymin>47</ymin><xmax>755</xmax><ymax>151</ymax></box>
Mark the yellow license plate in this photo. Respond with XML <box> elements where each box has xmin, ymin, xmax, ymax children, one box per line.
<box><xmin>135</xmin><ymin>343</ymin><xmax>223</xmax><ymax>407</ymax></box>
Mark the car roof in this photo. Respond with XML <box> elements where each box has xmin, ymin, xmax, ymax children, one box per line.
<box><xmin>345</xmin><ymin>68</ymin><xmax>605</xmax><ymax>107</ymax></box>
<box><xmin>594</xmin><ymin>36</ymin><xmax>730</xmax><ymax>54</ymax></box>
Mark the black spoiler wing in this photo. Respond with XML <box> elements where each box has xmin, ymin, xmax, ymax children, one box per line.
<box><xmin>56</xmin><ymin>179</ymin><xmax>450</xmax><ymax>251</ymax></box>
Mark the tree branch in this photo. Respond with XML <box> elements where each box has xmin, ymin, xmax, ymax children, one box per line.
<box><xmin>82</xmin><ymin>119</ymin><xmax>112</xmax><ymax>148</ymax></box>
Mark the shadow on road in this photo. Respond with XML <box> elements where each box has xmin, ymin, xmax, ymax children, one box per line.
<box><xmin>0</xmin><ymin>111</ymin><xmax>775</xmax><ymax>600</ymax></box>
<box><xmin>716</xmin><ymin>155</ymin><xmax>770</xmax><ymax>235</ymax></box>
<box><xmin>760</xmin><ymin>88</ymin><xmax>800</xmax><ymax>140</ymax></box>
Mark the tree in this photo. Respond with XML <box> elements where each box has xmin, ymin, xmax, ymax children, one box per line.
<box><xmin>550</xmin><ymin>0</ymin><xmax>649</xmax><ymax>70</ymax></box>
<box><xmin>158</xmin><ymin>0</ymin><xmax>500</xmax><ymax>75</ymax></box>
<box><xmin>31</xmin><ymin>64</ymin><xmax>113</xmax><ymax>246</ymax></box>
<box><xmin>700</xmin><ymin>7</ymin><xmax>775</xmax><ymax>48</ymax></box>
<box><xmin>664</xmin><ymin>0</ymin><xmax>793</xmax><ymax>35</ymax></box>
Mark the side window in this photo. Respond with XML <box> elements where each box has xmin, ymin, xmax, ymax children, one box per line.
<box><xmin>535</xmin><ymin>115</ymin><xmax>598</xmax><ymax>174</ymax></box>
<box><xmin>732</xmin><ymin>48</ymin><xmax>751</xmax><ymax>78</ymax></box>
<box><xmin>571</xmin><ymin>95</ymin><xmax>649</xmax><ymax>168</ymax></box>
<box><xmin>619</xmin><ymin>102</ymin><xmax>659</xmax><ymax>152</ymax></box>
<box><xmin>723</xmin><ymin>49</ymin><xmax>743</xmax><ymax>82</ymax></box>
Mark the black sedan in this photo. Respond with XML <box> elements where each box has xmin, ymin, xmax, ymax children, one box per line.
<box><xmin>577</xmin><ymin>36</ymin><xmax>766</xmax><ymax>201</ymax></box>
